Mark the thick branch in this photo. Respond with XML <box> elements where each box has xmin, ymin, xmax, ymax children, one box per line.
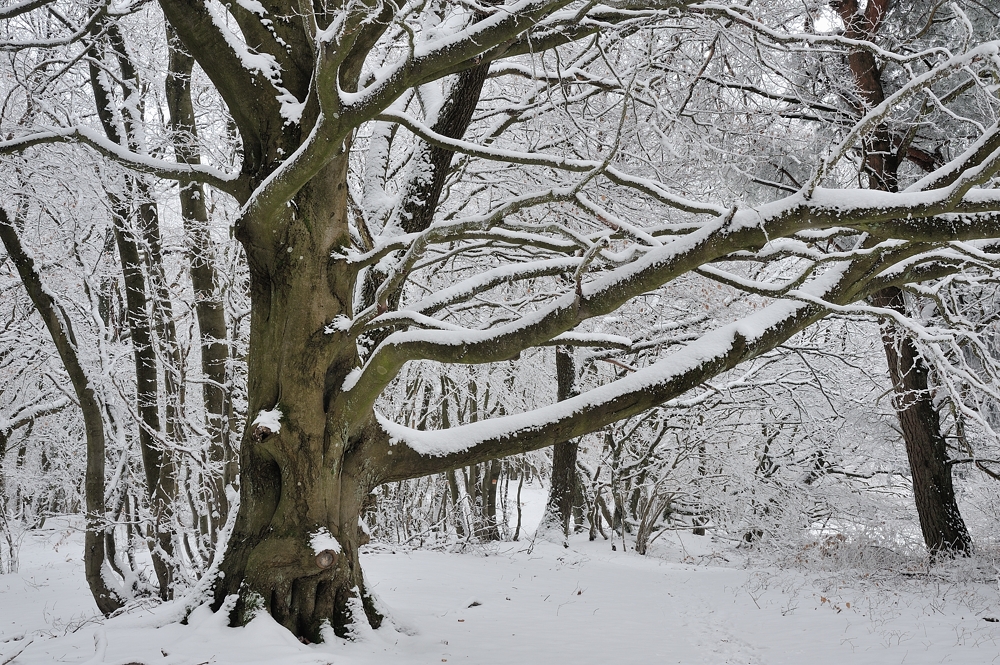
<box><xmin>344</xmin><ymin>186</ymin><xmax>1000</xmax><ymax>422</ymax></box>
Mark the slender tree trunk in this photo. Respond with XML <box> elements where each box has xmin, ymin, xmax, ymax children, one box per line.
<box><xmin>0</xmin><ymin>210</ymin><xmax>124</xmax><ymax>614</ymax></box>
<box><xmin>446</xmin><ymin>469</ymin><xmax>466</xmax><ymax>538</ymax></box>
<box><xmin>165</xmin><ymin>28</ymin><xmax>233</xmax><ymax>543</ymax></box>
<box><xmin>513</xmin><ymin>471</ymin><xmax>525</xmax><ymax>541</ymax></box>
<box><xmin>440</xmin><ymin>380</ymin><xmax>467</xmax><ymax>538</ymax></box>
<box><xmin>541</xmin><ymin>345</ymin><xmax>580</xmax><ymax>541</ymax></box>
<box><xmin>88</xmin><ymin>45</ymin><xmax>179</xmax><ymax>597</ymax></box>
<box><xmin>106</xmin><ymin>194</ymin><xmax>178</xmax><ymax>597</ymax></box>
<box><xmin>481</xmin><ymin>459</ymin><xmax>502</xmax><ymax>541</ymax></box>
<box><xmin>836</xmin><ymin>0</ymin><xmax>972</xmax><ymax>557</ymax></box>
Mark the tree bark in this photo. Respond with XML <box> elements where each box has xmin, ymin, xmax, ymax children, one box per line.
<box><xmin>871</xmin><ymin>288</ymin><xmax>973</xmax><ymax>556</ymax></box>
<box><xmin>213</xmin><ymin>154</ymin><xmax>384</xmax><ymax>641</ymax></box>
<box><xmin>480</xmin><ymin>459</ymin><xmax>502</xmax><ymax>540</ymax></box>
<box><xmin>165</xmin><ymin>27</ymin><xmax>234</xmax><ymax>545</ymax></box>
<box><xmin>87</xmin><ymin>36</ymin><xmax>179</xmax><ymax>597</ymax></box>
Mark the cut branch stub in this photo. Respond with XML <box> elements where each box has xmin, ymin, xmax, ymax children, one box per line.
<box><xmin>315</xmin><ymin>550</ymin><xmax>338</xmax><ymax>569</ymax></box>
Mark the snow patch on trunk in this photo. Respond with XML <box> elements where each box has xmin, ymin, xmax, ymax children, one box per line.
<box><xmin>309</xmin><ymin>527</ymin><xmax>342</xmax><ymax>555</ymax></box>
<box><xmin>251</xmin><ymin>409</ymin><xmax>282</xmax><ymax>434</ymax></box>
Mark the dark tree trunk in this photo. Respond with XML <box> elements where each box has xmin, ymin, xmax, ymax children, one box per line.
<box><xmin>480</xmin><ymin>459</ymin><xmax>502</xmax><ymax>540</ymax></box>
<box><xmin>165</xmin><ymin>27</ymin><xmax>234</xmax><ymax>545</ymax></box>
<box><xmin>88</xmin><ymin>38</ymin><xmax>178</xmax><ymax>598</ymax></box>
<box><xmin>542</xmin><ymin>345</ymin><xmax>581</xmax><ymax>541</ymax></box>
<box><xmin>836</xmin><ymin>0</ymin><xmax>972</xmax><ymax>557</ymax></box>
<box><xmin>447</xmin><ymin>469</ymin><xmax>466</xmax><ymax>538</ymax></box>
<box><xmin>107</xmin><ymin>194</ymin><xmax>178</xmax><ymax>597</ymax></box>
<box><xmin>871</xmin><ymin>288</ymin><xmax>973</xmax><ymax>556</ymax></box>
<box><xmin>440</xmin><ymin>380</ymin><xmax>468</xmax><ymax>538</ymax></box>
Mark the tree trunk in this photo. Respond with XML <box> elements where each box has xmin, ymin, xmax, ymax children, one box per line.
<box><xmin>835</xmin><ymin>0</ymin><xmax>971</xmax><ymax>558</ymax></box>
<box><xmin>871</xmin><ymin>288</ymin><xmax>973</xmax><ymax>557</ymax></box>
<box><xmin>210</xmin><ymin>59</ymin><xmax>498</xmax><ymax>636</ymax></box>
<box><xmin>88</xmin><ymin>43</ymin><xmax>178</xmax><ymax>598</ymax></box>
<box><xmin>165</xmin><ymin>27</ymin><xmax>233</xmax><ymax>545</ymax></box>
<box><xmin>213</xmin><ymin>155</ymin><xmax>384</xmax><ymax>641</ymax></box>
<box><xmin>0</xmin><ymin>209</ymin><xmax>124</xmax><ymax>615</ymax></box>
<box><xmin>480</xmin><ymin>459</ymin><xmax>502</xmax><ymax>541</ymax></box>
<box><xmin>541</xmin><ymin>345</ymin><xmax>580</xmax><ymax>541</ymax></box>
<box><xmin>107</xmin><ymin>194</ymin><xmax>178</xmax><ymax>598</ymax></box>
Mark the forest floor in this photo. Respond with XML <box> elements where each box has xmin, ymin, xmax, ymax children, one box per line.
<box><xmin>2</xmin><ymin>505</ymin><xmax>1000</xmax><ymax>664</ymax></box>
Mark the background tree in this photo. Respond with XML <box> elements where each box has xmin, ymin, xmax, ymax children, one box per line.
<box><xmin>833</xmin><ymin>0</ymin><xmax>973</xmax><ymax>557</ymax></box>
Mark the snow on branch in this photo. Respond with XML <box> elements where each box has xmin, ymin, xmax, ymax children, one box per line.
<box><xmin>374</xmin><ymin>265</ymin><xmax>854</xmax><ymax>479</ymax></box>
<box><xmin>379</xmin><ymin>109</ymin><xmax>726</xmax><ymax>216</ymax></box>
<box><xmin>343</xmin><ymin>180</ymin><xmax>1000</xmax><ymax>424</ymax></box>
<box><xmin>0</xmin><ymin>0</ymin><xmax>57</xmax><ymax>21</ymax></box>
<box><xmin>0</xmin><ymin>4</ymin><xmax>105</xmax><ymax>52</ymax></box>
<box><xmin>0</xmin><ymin>127</ymin><xmax>242</xmax><ymax>195</ymax></box>
<box><xmin>406</xmin><ymin>258</ymin><xmax>582</xmax><ymax>315</ymax></box>
<box><xmin>804</xmin><ymin>41</ymin><xmax>1000</xmax><ymax>196</ymax></box>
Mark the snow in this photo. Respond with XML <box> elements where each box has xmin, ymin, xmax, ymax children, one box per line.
<box><xmin>203</xmin><ymin>0</ymin><xmax>302</xmax><ymax>125</ymax></box>
<box><xmin>251</xmin><ymin>408</ymin><xmax>282</xmax><ymax>433</ymax></box>
<box><xmin>278</xmin><ymin>94</ymin><xmax>305</xmax><ymax>126</ymax></box>
<box><xmin>3</xmin><ymin>517</ymin><xmax>999</xmax><ymax>665</ymax></box>
<box><xmin>309</xmin><ymin>527</ymin><xmax>342</xmax><ymax>555</ymax></box>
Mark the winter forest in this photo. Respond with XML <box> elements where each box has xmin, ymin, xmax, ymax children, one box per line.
<box><xmin>2</xmin><ymin>0</ymin><xmax>1000</xmax><ymax>662</ymax></box>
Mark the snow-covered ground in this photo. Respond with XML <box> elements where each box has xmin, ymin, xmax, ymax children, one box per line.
<box><xmin>2</xmin><ymin>514</ymin><xmax>999</xmax><ymax>664</ymax></box>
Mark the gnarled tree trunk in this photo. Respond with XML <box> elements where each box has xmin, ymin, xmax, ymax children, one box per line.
<box><xmin>213</xmin><ymin>156</ymin><xmax>384</xmax><ymax>640</ymax></box>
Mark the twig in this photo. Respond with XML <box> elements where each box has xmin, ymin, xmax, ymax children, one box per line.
<box><xmin>1</xmin><ymin>638</ymin><xmax>33</xmax><ymax>665</ymax></box>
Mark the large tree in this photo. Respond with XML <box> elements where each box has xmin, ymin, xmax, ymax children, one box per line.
<box><xmin>3</xmin><ymin>0</ymin><xmax>1000</xmax><ymax>642</ymax></box>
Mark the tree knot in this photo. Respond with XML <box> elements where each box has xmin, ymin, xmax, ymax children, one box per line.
<box><xmin>315</xmin><ymin>550</ymin><xmax>338</xmax><ymax>569</ymax></box>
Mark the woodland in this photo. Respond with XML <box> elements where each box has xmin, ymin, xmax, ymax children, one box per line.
<box><xmin>1</xmin><ymin>0</ymin><xmax>1000</xmax><ymax>652</ymax></box>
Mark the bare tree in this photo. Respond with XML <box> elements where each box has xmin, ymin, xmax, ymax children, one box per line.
<box><xmin>0</xmin><ymin>208</ymin><xmax>124</xmax><ymax>614</ymax></box>
<box><xmin>2</xmin><ymin>0</ymin><xmax>1000</xmax><ymax>642</ymax></box>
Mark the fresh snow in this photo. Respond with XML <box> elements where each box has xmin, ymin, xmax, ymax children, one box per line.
<box><xmin>309</xmin><ymin>527</ymin><xmax>342</xmax><ymax>555</ymax></box>
<box><xmin>2</xmin><ymin>517</ymin><xmax>998</xmax><ymax>664</ymax></box>
<box><xmin>251</xmin><ymin>408</ymin><xmax>282</xmax><ymax>433</ymax></box>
